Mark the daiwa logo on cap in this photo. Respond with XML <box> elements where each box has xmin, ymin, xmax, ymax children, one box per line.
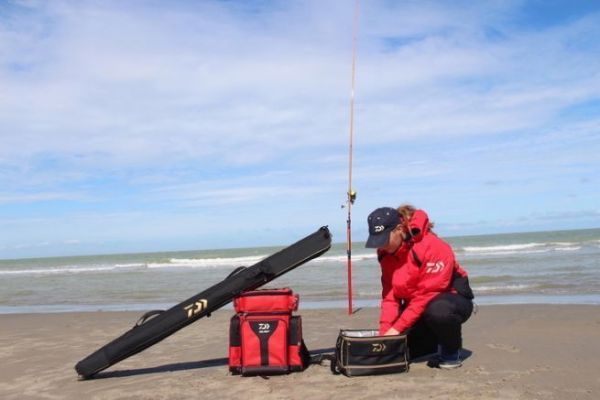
<box><xmin>366</xmin><ymin>207</ymin><xmax>401</xmax><ymax>248</ymax></box>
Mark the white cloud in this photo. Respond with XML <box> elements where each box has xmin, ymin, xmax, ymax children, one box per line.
<box><xmin>0</xmin><ymin>192</ymin><xmax>88</xmax><ymax>204</ymax></box>
<box><xmin>1</xmin><ymin>1</ymin><xmax>598</xmax><ymax>167</ymax></box>
<box><xmin>0</xmin><ymin>0</ymin><xmax>598</xmax><ymax>256</ymax></box>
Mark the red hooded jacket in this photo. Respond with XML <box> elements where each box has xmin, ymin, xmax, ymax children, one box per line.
<box><xmin>378</xmin><ymin>209</ymin><xmax>470</xmax><ymax>334</ymax></box>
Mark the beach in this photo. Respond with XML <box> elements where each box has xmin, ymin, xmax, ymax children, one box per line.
<box><xmin>1</xmin><ymin>304</ymin><xmax>599</xmax><ymax>400</ymax></box>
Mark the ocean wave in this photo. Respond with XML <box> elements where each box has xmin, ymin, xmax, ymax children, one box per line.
<box><xmin>553</xmin><ymin>246</ymin><xmax>581</xmax><ymax>251</ymax></box>
<box><xmin>146</xmin><ymin>255</ymin><xmax>267</xmax><ymax>269</ymax></box>
<box><xmin>463</xmin><ymin>249</ymin><xmax>551</xmax><ymax>257</ymax></box>
<box><xmin>114</xmin><ymin>263</ymin><xmax>147</xmax><ymax>268</ymax></box>
<box><xmin>470</xmin><ymin>275</ymin><xmax>516</xmax><ymax>284</ymax></box>
<box><xmin>146</xmin><ymin>252</ymin><xmax>378</xmax><ymax>269</ymax></box>
<box><xmin>0</xmin><ymin>252</ymin><xmax>376</xmax><ymax>275</ymax></box>
<box><xmin>550</xmin><ymin>241</ymin><xmax>579</xmax><ymax>246</ymax></box>
<box><xmin>462</xmin><ymin>243</ymin><xmax>544</xmax><ymax>253</ymax></box>
<box><xmin>310</xmin><ymin>253</ymin><xmax>377</xmax><ymax>263</ymax></box>
<box><xmin>460</xmin><ymin>241</ymin><xmax>585</xmax><ymax>256</ymax></box>
<box><xmin>0</xmin><ymin>263</ymin><xmax>146</xmax><ymax>276</ymax></box>
<box><xmin>472</xmin><ymin>282</ymin><xmax>580</xmax><ymax>293</ymax></box>
<box><xmin>474</xmin><ymin>284</ymin><xmax>535</xmax><ymax>293</ymax></box>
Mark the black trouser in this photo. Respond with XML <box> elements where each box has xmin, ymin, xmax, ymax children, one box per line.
<box><xmin>407</xmin><ymin>292</ymin><xmax>473</xmax><ymax>359</ymax></box>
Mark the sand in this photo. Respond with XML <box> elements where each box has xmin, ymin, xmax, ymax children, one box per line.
<box><xmin>1</xmin><ymin>304</ymin><xmax>599</xmax><ymax>400</ymax></box>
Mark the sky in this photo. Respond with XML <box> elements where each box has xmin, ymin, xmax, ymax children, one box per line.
<box><xmin>0</xmin><ymin>0</ymin><xmax>599</xmax><ymax>259</ymax></box>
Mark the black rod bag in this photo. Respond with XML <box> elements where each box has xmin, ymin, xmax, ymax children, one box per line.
<box><xmin>74</xmin><ymin>226</ymin><xmax>332</xmax><ymax>379</ymax></box>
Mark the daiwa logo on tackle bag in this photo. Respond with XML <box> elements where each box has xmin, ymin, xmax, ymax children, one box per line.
<box><xmin>372</xmin><ymin>342</ymin><xmax>386</xmax><ymax>353</ymax></box>
<box><xmin>229</xmin><ymin>288</ymin><xmax>310</xmax><ymax>376</ymax></box>
<box><xmin>252</xmin><ymin>322</ymin><xmax>276</xmax><ymax>335</ymax></box>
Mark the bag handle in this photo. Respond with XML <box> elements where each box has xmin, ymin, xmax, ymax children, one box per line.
<box><xmin>227</xmin><ymin>266</ymin><xmax>247</xmax><ymax>279</ymax></box>
<box><xmin>134</xmin><ymin>309</ymin><xmax>164</xmax><ymax>328</ymax></box>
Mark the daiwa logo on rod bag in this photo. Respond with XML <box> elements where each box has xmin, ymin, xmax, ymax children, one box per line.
<box><xmin>229</xmin><ymin>288</ymin><xmax>310</xmax><ymax>376</ymax></box>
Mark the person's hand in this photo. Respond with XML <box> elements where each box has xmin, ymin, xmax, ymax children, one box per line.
<box><xmin>383</xmin><ymin>327</ymin><xmax>400</xmax><ymax>336</ymax></box>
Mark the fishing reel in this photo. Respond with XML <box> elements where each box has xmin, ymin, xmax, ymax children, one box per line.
<box><xmin>341</xmin><ymin>190</ymin><xmax>357</xmax><ymax>208</ymax></box>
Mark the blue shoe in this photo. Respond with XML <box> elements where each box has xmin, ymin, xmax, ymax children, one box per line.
<box><xmin>438</xmin><ymin>350</ymin><xmax>462</xmax><ymax>369</ymax></box>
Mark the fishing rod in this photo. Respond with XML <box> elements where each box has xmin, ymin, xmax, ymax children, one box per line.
<box><xmin>346</xmin><ymin>0</ymin><xmax>359</xmax><ymax>316</ymax></box>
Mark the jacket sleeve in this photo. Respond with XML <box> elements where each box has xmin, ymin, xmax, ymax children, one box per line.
<box><xmin>391</xmin><ymin>290</ymin><xmax>440</xmax><ymax>333</ymax></box>
<box><xmin>379</xmin><ymin>250</ymin><xmax>394</xmax><ymax>297</ymax></box>
<box><xmin>378</xmin><ymin>252</ymin><xmax>399</xmax><ymax>334</ymax></box>
<box><xmin>380</xmin><ymin>292</ymin><xmax>400</xmax><ymax>334</ymax></box>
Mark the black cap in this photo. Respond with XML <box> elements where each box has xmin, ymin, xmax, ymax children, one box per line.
<box><xmin>365</xmin><ymin>207</ymin><xmax>401</xmax><ymax>248</ymax></box>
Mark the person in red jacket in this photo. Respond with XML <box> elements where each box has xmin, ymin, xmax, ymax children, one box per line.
<box><xmin>366</xmin><ymin>205</ymin><xmax>474</xmax><ymax>369</ymax></box>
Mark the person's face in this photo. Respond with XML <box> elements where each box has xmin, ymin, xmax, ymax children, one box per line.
<box><xmin>379</xmin><ymin>225</ymin><xmax>404</xmax><ymax>253</ymax></box>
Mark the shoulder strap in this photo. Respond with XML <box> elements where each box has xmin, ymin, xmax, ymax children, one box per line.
<box><xmin>411</xmin><ymin>248</ymin><xmax>422</xmax><ymax>268</ymax></box>
<box><xmin>330</xmin><ymin>334</ymin><xmax>344</xmax><ymax>374</ymax></box>
<box><xmin>309</xmin><ymin>337</ymin><xmax>342</xmax><ymax>374</ymax></box>
<box><xmin>329</xmin><ymin>354</ymin><xmax>340</xmax><ymax>375</ymax></box>
<box><xmin>305</xmin><ymin>352</ymin><xmax>339</xmax><ymax>374</ymax></box>
<box><xmin>299</xmin><ymin>340</ymin><xmax>311</xmax><ymax>368</ymax></box>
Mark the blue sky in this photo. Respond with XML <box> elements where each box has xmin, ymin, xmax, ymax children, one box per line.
<box><xmin>1</xmin><ymin>0</ymin><xmax>599</xmax><ymax>259</ymax></box>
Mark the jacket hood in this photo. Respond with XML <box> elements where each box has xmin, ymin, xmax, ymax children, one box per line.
<box><xmin>408</xmin><ymin>209</ymin><xmax>430</xmax><ymax>242</ymax></box>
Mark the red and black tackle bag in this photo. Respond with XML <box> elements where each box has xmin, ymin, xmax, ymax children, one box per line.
<box><xmin>229</xmin><ymin>288</ymin><xmax>310</xmax><ymax>376</ymax></box>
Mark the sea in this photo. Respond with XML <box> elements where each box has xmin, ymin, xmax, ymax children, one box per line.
<box><xmin>1</xmin><ymin>228</ymin><xmax>599</xmax><ymax>314</ymax></box>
